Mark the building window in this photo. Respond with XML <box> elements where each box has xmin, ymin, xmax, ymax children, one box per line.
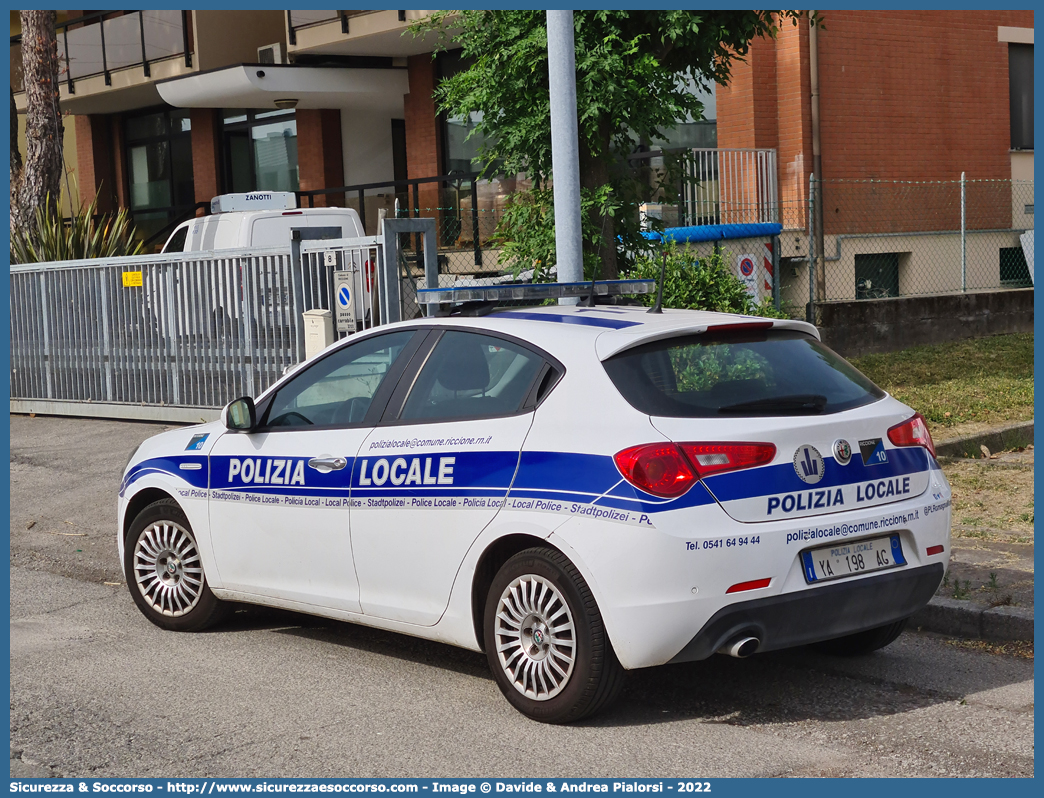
<box><xmin>1000</xmin><ymin>246</ymin><xmax>1032</xmax><ymax>286</ymax></box>
<box><xmin>437</xmin><ymin>51</ymin><xmax>488</xmax><ymax>175</ymax></box>
<box><xmin>854</xmin><ymin>253</ymin><xmax>899</xmax><ymax>299</ymax></box>
<box><xmin>1009</xmin><ymin>44</ymin><xmax>1033</xmax><ymax>150</ymax></box>
<box><xmin>648</xmin><ymin>78</ymin><xmax>717</xmax><ymax>150</ymax></box>
<box><xmin>124</xmin><ymin>107</ymin><xmax>194</xmax><ymax>242</ymax></box>
<box><xmin>222</xmin><ymin>109</ymin><xmax>299</xmax><ymax>193</ymax></box>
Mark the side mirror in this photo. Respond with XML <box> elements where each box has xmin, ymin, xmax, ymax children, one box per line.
<box><xmin>222</xmin><ymin>396</ymin><xmax>256</xmax><ymax>431</ymax></box>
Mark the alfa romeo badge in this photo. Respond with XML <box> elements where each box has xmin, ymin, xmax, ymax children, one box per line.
<box><xmin>833</xmin><ymin>439</ymin><xmax>852</xmax><ymax>465</ymax></box>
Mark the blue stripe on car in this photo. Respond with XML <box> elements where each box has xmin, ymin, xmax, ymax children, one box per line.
<box><xmin>120</xmin><ymin>456</ymin><xmax>209</xmax><ymax>496</ymax></box>
<box><xmin>122</xmin><ymin>447</ymin><xmax>929</xmax><ymax>515</ymax></box>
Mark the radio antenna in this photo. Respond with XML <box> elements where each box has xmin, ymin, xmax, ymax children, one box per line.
<box><xmin>647</xmin><ymin>248</ymin><xmax>667</xmax><ymax>314</ymax></box>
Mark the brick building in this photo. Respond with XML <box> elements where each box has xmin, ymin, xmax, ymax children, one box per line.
<box><xmin>11</xmin><ymin>10</ymin><xmax>455</xmax><ymax>244</ymax></box>
<box><xmin>715</xmin><ymin>10</ymin><xmax>1034</xmax><ymax>300</ymax></box>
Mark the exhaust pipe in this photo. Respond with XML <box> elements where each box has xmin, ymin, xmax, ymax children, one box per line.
<box><xmin>717</xmin><ymin>636</ymin><xmax>760</xmax><ymax>658</ymax></box>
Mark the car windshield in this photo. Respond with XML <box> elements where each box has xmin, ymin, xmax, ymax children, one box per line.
<box><xmin>602</xmin><ymin>329</ymin><xmax>884</xmax><ymax>417</ymax></box>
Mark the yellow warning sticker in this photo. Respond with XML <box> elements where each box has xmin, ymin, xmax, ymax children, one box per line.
<box><xmin>122</xmin><ymin>271</ymin><xmax>143</xmax><ymax>287</ymax></box>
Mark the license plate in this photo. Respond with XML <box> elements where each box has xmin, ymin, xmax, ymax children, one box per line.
<box><xmin>801</xmin><ymin>534</ymin><xmax>906</xmax><ymax>584</ymax></box>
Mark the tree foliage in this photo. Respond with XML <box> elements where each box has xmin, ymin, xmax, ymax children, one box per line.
<box><xmin>419</xmin><ymin>10</ymin><xmax>813</xmax><ymax>278</ymax></box>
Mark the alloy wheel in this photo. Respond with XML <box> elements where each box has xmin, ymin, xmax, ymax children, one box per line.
<box><xmin>133</xmin><ymin>521</ymin><xmax>204</xmax><ymax>617</ymax></box>
<box><xmin>494</xmin><ymin>575</ymin><xmax>576</xmax><ymax>700</ymax></box>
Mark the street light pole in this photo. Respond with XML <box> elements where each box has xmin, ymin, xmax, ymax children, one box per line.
<box><xmin>546</xmin><ymin>10</ymin><xmax>584</xmax><ymax>298</ymax></box>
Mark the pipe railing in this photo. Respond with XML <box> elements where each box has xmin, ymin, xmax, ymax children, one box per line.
<box><xmin>286</xmin><ymin>10</ymin><xmax>401</xmax><ymax>46</ymax></box>
<box><xmin>627</xmin><ymin>147</ymin><xmax>779</xmax><ymax>227</ymax></box>
<box><xmin>10</xmin><ymin>10</ymin><xmax>192</xmax><ymax>94</ymax></box>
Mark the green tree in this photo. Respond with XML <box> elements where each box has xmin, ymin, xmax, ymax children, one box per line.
<box><xmin>420</xmin><ymin>10</ymin><xmax>814</xmax><ymax>279</ymax></box>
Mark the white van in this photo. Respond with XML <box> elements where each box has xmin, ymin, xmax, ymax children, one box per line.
<box><xmin>158</xmin><ymin>192</ymin><xmax>373</xmax><ymax>333</ymax></box>
<box><xmin>161</xmin><ymin>192</ymin><xmax>365</xmax><ymax>253</ymax></box>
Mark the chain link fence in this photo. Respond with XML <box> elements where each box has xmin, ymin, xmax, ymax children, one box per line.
<box><xmin>780</xmin><ymin>178</ymin><xmax>1035</xmax><ymax>317</ymax></box>
<box><xmin>379</xmin><ymin>170</ymin><xmax>1034</xmax><ymax>322</ymax></box>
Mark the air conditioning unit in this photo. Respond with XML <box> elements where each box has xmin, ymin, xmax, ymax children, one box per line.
<box><xmin>257</xmin><ymin>43</ymin><xmax>282</xmax><ymax>65</ymax></box>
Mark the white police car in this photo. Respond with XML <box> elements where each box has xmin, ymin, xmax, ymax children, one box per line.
<box><xmin>118</xmin><ymin>301</ymin><xmax>951</xmax><ymax>723</ymax></box>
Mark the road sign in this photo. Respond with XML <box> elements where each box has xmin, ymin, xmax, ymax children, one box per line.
<box><xmin>736</xmin><ymin>254</ymin><xmax>758</xmax><ymax>298</ymax></box>
<box><xmin>333</xmin><ymin>270</ymin><xmax>356</xmax><ymax>332</ymax></box>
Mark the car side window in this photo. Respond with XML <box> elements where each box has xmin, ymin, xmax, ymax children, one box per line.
<box><xmin>399</xmin><ymin>331</ymin><xmax>543</xmax><ymax>422</ymax></box>
<box><xmin>162</xmin><ymin>226</ymin><xmax>188</xmax><ymax>253</ymax></box>
<box><xmin>263</xmin><ymin>330</ymin><xmax>416</xmax><ymax>428</ymax></box>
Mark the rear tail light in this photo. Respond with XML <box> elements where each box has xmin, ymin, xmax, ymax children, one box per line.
<box><xmin>926</xmin><ymin>545</ymin><xmax>945</xmax><ymax>556</ymax></box>
<box><xmin>887</xmin><ymin>412</ymin><xmax>936</xmax><ymax>457</ymax></box>
<box><xmin>614</xmin><ymin>441</ymin><xmax>776</xmax><ymax>497</ymax></box>
<box><xmin>678</xmin><ymin>442</ymin><xmax>776</xmax><ymax>478</ymax></box>
<box><xmin>614</xmin><ymin>444</ymin><xmax>696</xmax><ymax>498</ymax></box>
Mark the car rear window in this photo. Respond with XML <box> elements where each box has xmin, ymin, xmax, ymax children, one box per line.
<box><xmin>602</xmin><ymin>329</ymin><xmax>885</xmax><ymax>417</ymax></box>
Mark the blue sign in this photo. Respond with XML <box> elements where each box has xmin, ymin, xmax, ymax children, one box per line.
<box><xmin>338</xmin><ymin>285</ymin><xmax>352</xmax><ymax>307</ymax></box>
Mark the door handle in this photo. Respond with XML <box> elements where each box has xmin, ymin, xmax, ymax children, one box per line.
<box><xmin>308</xmin><ymin>456</ymin><xmax>347</xmax><ymax>473</ymax></box>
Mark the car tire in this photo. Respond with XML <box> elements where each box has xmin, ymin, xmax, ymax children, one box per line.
<box><xmin>814</xmin><ymin>618</ymin><xmax>908</xmax><ymax>656</ymax></box>
<box><xmin>124</xmin><ymin>498</ymin><xmax>229</xmax><ymax>632</ymax></box>
<box><xmin>484</xmin><ymin>546</ymin><xmax>625</xmax><ymax>724</ymax></box>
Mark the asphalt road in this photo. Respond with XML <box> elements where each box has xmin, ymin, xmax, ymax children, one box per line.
<box><xmin>9</xmin><ymin>416</ymin><xmax>1035</xmax><ymax>778</ymax></box>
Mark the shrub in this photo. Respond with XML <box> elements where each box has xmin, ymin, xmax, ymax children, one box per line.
<box><xmin>11</xmin><ymin>193</ymin><xmax>144</xmax><ymax>264</ymax></box>
<box><xmin>630</xmin><ymin>240</ymin><xmax>787</xmax><ymax>318</ymax></box>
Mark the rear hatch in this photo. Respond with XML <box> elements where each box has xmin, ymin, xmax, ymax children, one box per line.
<box><xmin>601</xmin><ymin>326</ymin><xmax>931</xmax><ymax>523</ymax></box>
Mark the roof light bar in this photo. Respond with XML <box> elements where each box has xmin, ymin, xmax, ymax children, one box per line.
<box><xmin>418</xmin><ymin>279</ymin><xmax>657</xmax><ymax>305</ymax></box>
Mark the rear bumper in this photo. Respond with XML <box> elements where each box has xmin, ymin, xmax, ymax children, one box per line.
<box><xmin>668</xmin><ymin>562</ymin><xmax>944</xmax><ymax>663</ymax></box>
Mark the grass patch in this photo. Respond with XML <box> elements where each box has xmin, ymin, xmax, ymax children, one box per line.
<box><xmin>850</xmin><ymin>333</ymin><xmax>1034</xmax><ymax>431</ymax></box>
<box><xmin>944</xmin><ymin>453</ymin><xmax>1034</xmax><ymax>535</ymax></box>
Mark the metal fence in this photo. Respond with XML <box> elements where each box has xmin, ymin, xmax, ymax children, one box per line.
<box><xmin>9</xmin><ymin>223</ymin><xmax>442</xmax><ymax>420</ymax></box>
<box><xmin>11</xmin><ymin>247</ymin><xmax>298</xmax><ymax>419</ymax></box>
<box><xmin>383</xmin><ymin>208</ymin><xmax>511</xmax><ymax>324</ymax></box>
<box><xmin>10</xmin><ymin>242</ymin><xmax>395</xmax><ymax>421</ymax></box>
<box><xmin>684</xmin><ymin>148</ymin><xmax>779</xmax><ymax>226</ymax></box>
<box><xmin>298</xmin><ymin>236</ymin><xmax>382</xmax><ymax>335</ymax></box>
<box><xmin>795</xmin><ymin>178</ymin><xmax>1034</xmax><ymax>317</ymax></box>
<box><xmin>644</xmin><ymin>172</ymin><xmax>1035</xmax><ymax>318</ymax></box>
<box><xmin>633</xmin><ymin>148</ymin><xmax>779</xmax><ymax>229</ymax></box>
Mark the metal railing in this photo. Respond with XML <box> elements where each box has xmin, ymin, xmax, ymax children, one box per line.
<box><xmin>298</xmin><ymin>172</ymin><xmax>488</xmax><ymax>263</ymax></box>
<box><xmin>686</xmin><ymin>148</ymin><xmax>779</xmax><ymax>226</ymax></box>
<box><xmin>10</xmin><ymin>10</ymin><xmax>192</xmax><ymax>94</ymax></box>
<box><xmin>11</xmin><ymin>247</ymin><xmax>305</xmax><ymax>417</ymax></box>
<box><xmin>286</xmin><ymin>10</ymin><xmax>403</xmax><ymax>45</ymax></box>
<box><xmin>9</xmin><ymin>222</ymin><xmax>443</xmax><ymax>421</ymax></box>
<box><xmin>628</xmin><ymin>147</ymin><xmax>779</xmax><ymax>228</ymax></box>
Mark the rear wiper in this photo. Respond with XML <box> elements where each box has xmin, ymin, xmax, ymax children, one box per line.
<box><xmin>718</xmin><ymin>394</ymin><xmax>828</xmax><ymax>414</ymax></box>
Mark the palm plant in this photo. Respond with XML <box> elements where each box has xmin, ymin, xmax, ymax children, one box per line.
<box><xmin>11</xmin><ymin>193</ymin><xmax>144</xmax><ymax>264</ymax></box>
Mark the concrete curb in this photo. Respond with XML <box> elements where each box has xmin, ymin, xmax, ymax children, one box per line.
<box><xmin>911</xmin><ymin>596</ymin><xmax>1034</xmax><ymax>642</ymax></box>
<box><xmin>934</xmin><ymin>420</ymin><xmax>1034</xmax><ymax>458</ymax></box>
